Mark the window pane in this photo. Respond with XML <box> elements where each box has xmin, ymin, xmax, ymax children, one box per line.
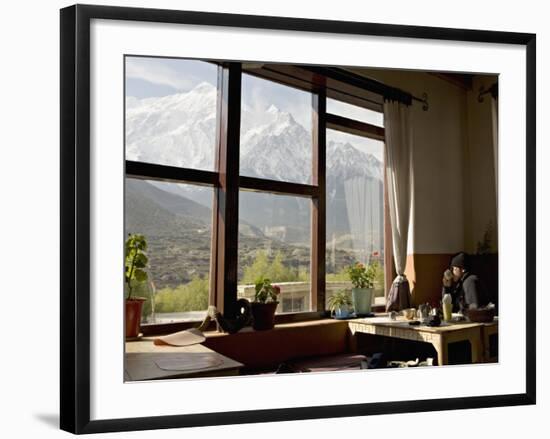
<box><xmin>125</xmin><ymin>178</ymin><xmax>213</xmax><ymax>323</ymax></box>
<box><xmin>125</xmin><ymin>57</ymin><xmax>218</xmax><ymax>170</ymax></box>
<box><xmin>238</xmin><ymin>191</ymin><xmax>311</xmax><ymax>313</ymax></box>
<box><xmin>327</xmin><ymin>98</ymin><xmax>384</xmax><ymax>127</ymax></box>
<box><xmin>325</xmin><ymin>130</ymin><xmax>385</xmax><ymax>308</ymax></box>
<box><xmin>240</xmin><ymin>74</ymin><xmax>312</xmax><ymax>184</ymax></box>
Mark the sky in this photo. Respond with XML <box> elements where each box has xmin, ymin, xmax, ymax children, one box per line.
<box><xmin>125</xmin><ymin>56</ymin><xmax>384</xmax><ymax>161</ymax></box>
<box><xmin>125</xmin><ymin>56</ymin><xmax>218</xmax><ymax>97</ymax></box>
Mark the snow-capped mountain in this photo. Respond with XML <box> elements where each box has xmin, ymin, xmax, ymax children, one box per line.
<box><xmin>126</xmin><ymin>82</ymin><xmax>384</xmax><ymax>245</ymax></box>
<box><xmin>126</xmin><ymin>82</ymin><xmax>218</xmax><ymax>170</ymax></box>
<box><xmin>126</xmin><ymin>81</ymin><xmax>382</xmax><ymax>183</ymax></box>
<box><xmin>240</xmin><ymin>104</ymin><xmax>312</xmax><ymax>183</ymax></box>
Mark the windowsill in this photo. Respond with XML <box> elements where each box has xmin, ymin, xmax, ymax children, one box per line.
<box><xmin>140</xmin><ymin>298</ymin><xmax>389</xmax><ymax>337</ymax></box>
<box><xmin>203</xmin><ymin>317</ymin><xmax>345</xmax><ymax>339</ymax></box>
<box><xmin>140</xmin><ymin>310</ymin><xmax>329</xmax><ymax>336</ymax></box>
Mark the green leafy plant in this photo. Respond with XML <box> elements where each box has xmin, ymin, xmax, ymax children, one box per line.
<box><xmin>347</xmin><ymin>261</ymin><xmax>376</xmax><ymax>289</ymax></box>
<box><xmin>253</xmin><ymin>277</ymin><xmax>280</xmax><ymax>303</ymax></box>
<box><xmin>125</xmin><ymin>233</ymin><xmax>149</xmax><ymax>299</ymax></box>
<box><xmin>327</xmin><ymin>289</ymin><xmax>353</xmax><ymax>312</ymax></box>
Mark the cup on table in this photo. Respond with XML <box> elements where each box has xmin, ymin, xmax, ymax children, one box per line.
<box><xmin>442</xmin><ymin>293</ymin><xmax>453</xmax><ymax>322</ymax></box>
<box><xmin>443</xmin><ymin>302</ymin><xmax>453</xmax><ymax>321</ymax></box>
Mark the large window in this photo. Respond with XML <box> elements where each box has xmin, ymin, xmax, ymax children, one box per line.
<box><xmin>125</xmin><ymin>178</ymin><xmax>213</xmax><ymax>323</ymax></box>
<box><xmin>125</xmin><ymin>57</ymin><xmax>387</xmax><ymax>329</ymax></box>
<box><xmin>325</xmin><ymin>130</ymin><xmax>386</xmax><ymax>304</ymax></box>
<box><xmin>125</xmin><ymin>57</ymin><xmax>218</xmax><ymax>170</ymax></box>
<box><xmin>125</xmin><ymin>56</ymin><xmax>218</xmax><ymax>325</ymax></box>
<box><xmin>237</xmin><ymin>74</ymin><xmax>315</xmax><ymax>314</ymax></box>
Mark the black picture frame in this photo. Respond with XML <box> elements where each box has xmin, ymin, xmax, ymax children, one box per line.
<box><xmin>60</xmin><ymin>4</ymin><xmax>536</xmax><ymax>434</ymax></box>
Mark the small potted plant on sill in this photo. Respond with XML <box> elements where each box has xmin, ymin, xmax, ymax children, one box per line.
<box><xmin>251</xmin><ymin>277</ymin><xmax>280</xmax><ymax>330</ymax></box>
<box><xmin>125</xmin><ymin>233</ymin><xmax>149</xmax><ymax>339</ymax></box>
<box><xmin>327</xmin><ymin>289</ymin><xmax>353</xmax><ymax>319</ymax></box>
<box><xmin>347</xmin><ymin>261</ymin><xmax>376</xmax><ymax>315</ymax></box>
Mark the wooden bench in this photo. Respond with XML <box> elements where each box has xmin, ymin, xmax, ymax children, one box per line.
<box><xmin>203</xmin><ymin>319</ymin><xmax>353</xmax><ymax>371</ymax></box>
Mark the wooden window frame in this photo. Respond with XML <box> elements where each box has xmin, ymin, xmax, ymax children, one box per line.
<box><xmin>324</xmin><ymin>108</ymin><xmax>390</xmax><ymax>310</ymax></box>
<box><xmin>126</xmin><ymin>60</ymin><xmax>388</xmax><ymax>334</ymax></box>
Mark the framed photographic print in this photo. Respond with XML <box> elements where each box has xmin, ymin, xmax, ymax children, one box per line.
<box><xmin>60</xmin><ymin>4</ymin><xmax>536</xmax><ymax>434</ymax></box>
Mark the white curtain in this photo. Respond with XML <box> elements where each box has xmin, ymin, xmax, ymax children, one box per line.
<box><xmin>344</xmin><ymin>176</ymin><xmax>383</xmax><ymax>265</ymax></box>
<box><xmin>383</xmin><ymin>100</ymin><xmax>413</xmax><ymax>280</ymax></box>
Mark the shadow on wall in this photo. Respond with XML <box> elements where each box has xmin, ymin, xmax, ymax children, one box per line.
<box><xmin>470</xmin><ymin>253</ymin><xmax>499</xmax><ymax>310</ymax></box>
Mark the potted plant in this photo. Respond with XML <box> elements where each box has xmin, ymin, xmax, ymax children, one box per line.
<box><xmin>347</xmin><ymin>261</ymin><xmax>376</xmax><ymax>315</ymax></box>
<box><xmin>250</xmin><ymin>277</ymin><xmax>280</xmax><ymax>330</ymax></box>
<box><xmin>327</xmin><ymin>289</ymin><xmax>353</xmax><ymax>318</ymax></box>
<box><xmin>125</xmin><ymin>233</ymin><xmax>149</xmax><ymax>338</ymax></box>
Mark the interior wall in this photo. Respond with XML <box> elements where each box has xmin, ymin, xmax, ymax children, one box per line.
<box><xmin>351</xmin><ymin>68</ymin><xmax>468</xmax><ymax>254</ymax></box>
<box><xmin>465</xmin><ymin>76</ymin><xmax>499</xmax><ymax>254</ymax></box>
<box><xmin>350</xmin><ymin>68</ymin><xmax>497</xmax><ymax>305</ymax></box>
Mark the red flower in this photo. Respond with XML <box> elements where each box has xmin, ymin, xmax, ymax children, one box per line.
<box><xmin>372</xmin><ymin>251</ymin><xmax>379</xmax><ymax>256</ymax></box>
<box><xmin>273</xmin><ymin>285</ymin><xmax>281</xmax><ymax>295</ymax></box>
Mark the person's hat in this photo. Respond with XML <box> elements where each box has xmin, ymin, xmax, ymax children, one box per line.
<box><xmin>450</xmin><ymin>252</ymin><xmax>469</xmax><ymax>269</ymax></box>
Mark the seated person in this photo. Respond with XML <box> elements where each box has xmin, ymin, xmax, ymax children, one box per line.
<box><xmin>442</xmin><ymin>252</ymin><xmax>489</xmax><ymax>313</ymax></box>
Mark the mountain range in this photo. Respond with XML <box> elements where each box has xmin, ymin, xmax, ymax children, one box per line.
<box><xmin>125</xmin><ymin>81</ymin><xmax>384</xmax><ymax>284</ymax></box>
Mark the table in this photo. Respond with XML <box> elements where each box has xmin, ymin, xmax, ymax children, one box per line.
<box><xmin>348</xmin><ymin>315</ymin><xmax>498</xmax><ymax>366</ymax></box>
<box><xmin>125</xmin><ymin>339</ymin><xmax>244</xmax><ymax>381</ymax></box>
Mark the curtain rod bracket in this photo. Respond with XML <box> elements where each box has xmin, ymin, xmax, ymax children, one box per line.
<box><xmin>421</xmin><ymin>92</ymin><xmax>429</xmax><ymax>111</ymax></box>
<box><xmin>412</xmin><ymin>92</ymin><xmax>429</xmax><ymax>111</ymax></box>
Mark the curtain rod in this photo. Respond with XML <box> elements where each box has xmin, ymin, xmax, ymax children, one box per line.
<box><xmin>315</xmin><ymin>67</ymin><xmax>429</xmax><ymax>111</ymax></box>
<box><xmin>236</xmin><ymin>61</ymin><xmax>430</xmax><ymax>111</ymax></box>
<box><xmin>255</xmin><ymin>64</ymin><xmax>384</xmax><ymax>110</ymax></box>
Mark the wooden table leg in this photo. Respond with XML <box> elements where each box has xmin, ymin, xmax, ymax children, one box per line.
<box><xmin>433</xmin><ymin>335</ymin><xmax>447</xmax><ymax>366</ymax></box>
<box><xmin>470</xmin><ymin>330</ymin><xmax>483</xmax><ymax>363</ymax></box>
<box><xmin>440</xmin><ymin>326</ymin><xmax>484</xmax><ymax>365</ymax></box>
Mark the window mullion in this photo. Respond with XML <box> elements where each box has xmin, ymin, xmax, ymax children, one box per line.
<box><xmin>311</xmin><ymin>88</ymin><xmax>327</xmax><ymax>312</ymax></box>
<box><xmin>213</xmin><ymin>62</ymin><xmax>242</xmax><ymax>319</ymax></box>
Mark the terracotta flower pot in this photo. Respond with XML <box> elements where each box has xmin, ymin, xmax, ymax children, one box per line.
<box><xmin>251</xmin><ymin>301</ymin><xmax>279</xmax><ymax>330</ymax></box>
<box><xmin>125</xmin><ymin>297</ymin><xmax>147</xmax><ymax>338</ymax></box>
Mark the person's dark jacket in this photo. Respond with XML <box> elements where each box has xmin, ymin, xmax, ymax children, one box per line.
<box><xmin>442</xmin><ymin>272</ymin><xmax>488</xmax><ymax>312</ymax></box>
